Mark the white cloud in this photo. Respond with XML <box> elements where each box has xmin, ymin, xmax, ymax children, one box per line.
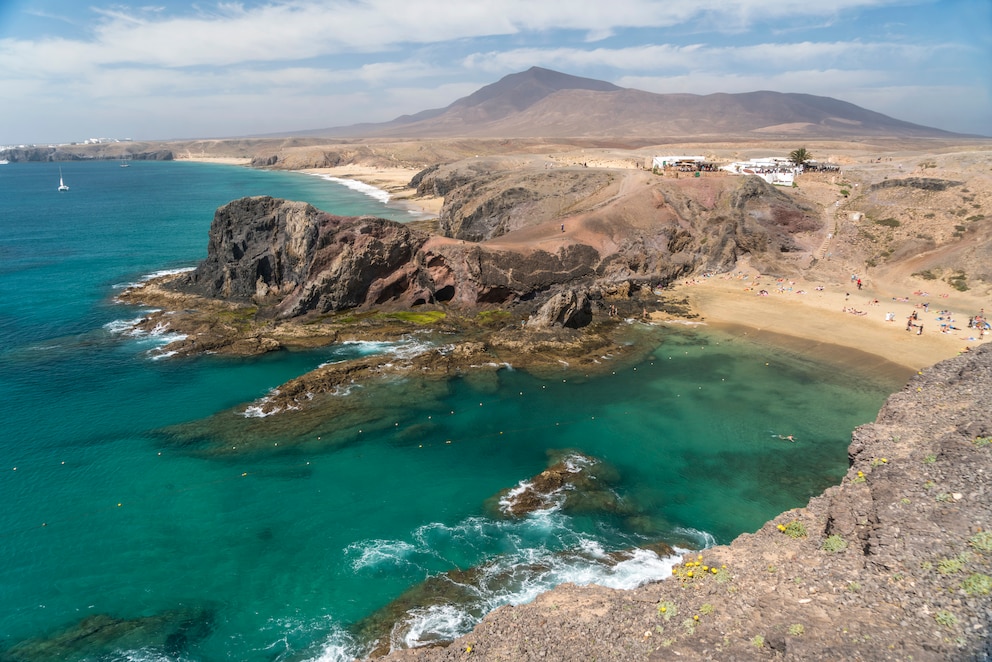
<box><xmin>2</xmin><ymin>0</ymin><xmax>987</xmax><ymax>141</ymax></box>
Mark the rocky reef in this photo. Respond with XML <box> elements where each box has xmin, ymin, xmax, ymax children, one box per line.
<box><xmin>0</xmin><ymin>605</ymin><xmax>214</xmax><ymax>662</ymax></box>
<box><xmin>381</xmin><ymin>344</ymin><xmax>992</xmax><ymax>661</ymax></box>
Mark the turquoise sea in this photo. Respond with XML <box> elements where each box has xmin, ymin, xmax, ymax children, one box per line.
<box><xmin>0</xmin><ymin>160</ymin><xmax>904</xmax><ymax>661</ymax></box>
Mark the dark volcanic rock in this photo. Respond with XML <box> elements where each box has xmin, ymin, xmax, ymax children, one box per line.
<box><xmin>867</xmin><ymin>177</ymin><xmax>963</xmax><ymax>192</ymax></box>
<box><xmin>1</xmin><ymin>606</ymin><xmax>214</xmax><ymax>662</ymax></box>
<box><xmin>171</xmin><ymin>196</ymin><xmax>603</xmax><ymax>316</ymax></box>
<box><xmin>176</xmin><ymin>196</ymin><xmax>429</xmax><ymax>316</ymax></box>
<box><xmin>485</xmin><ymin>450</ymin><xmax>626</xmax><ymax>518</ymax></box>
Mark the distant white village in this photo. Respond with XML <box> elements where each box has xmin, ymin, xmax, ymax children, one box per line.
<box><xmin>651</xmin><ymin>155</ymin><xmax>839</xmax><ymax>186</ymax></box>
<box><xmin>0</xmin><ymin>137</ymin><xmax>132</xmax><ymax>151</ymax></box>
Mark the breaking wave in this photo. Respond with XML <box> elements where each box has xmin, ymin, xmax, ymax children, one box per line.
<box><xmin>308</xmin><ymin>173</ymin><xmax>391</xmax><ymax>204</ymax></box>
<box><xmin>326</xmin><ymin>510</ymin><xmax>689</xmax><ymax>657</ymax></box>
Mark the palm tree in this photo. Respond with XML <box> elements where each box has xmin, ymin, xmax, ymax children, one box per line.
<box><xmin>788</xmin><ymin>147</ymin><xmax>812</xmax><ymax>168</ymax></box>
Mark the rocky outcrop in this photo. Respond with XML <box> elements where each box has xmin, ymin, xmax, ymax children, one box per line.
<box><xmin>867</xmin><ymin>177</ymin><xmax>963</xmax><ymax>192</ymax></box>
<box><xmin>419</xmin><ymin>164</ymin><xmax>616</xmax><ymax>241</ymax></box>
<box><xmin>484</xmin><ymin>451</ymin><xmax>625</xmax><ymax>518</ymax></box>
<box><xmin>171</xmin><ymin>196</ymin><xmax>603</xmax><ymax>317</ymax></box>
<box><xmin>524</xmin><ymin>288</ymin><xmax>592</xmax><ymax>329</ymax></box>
<box><xmin>382</xmin><ymin>344</ymin><xmax>992</xmax><ymax>661</ymax></box>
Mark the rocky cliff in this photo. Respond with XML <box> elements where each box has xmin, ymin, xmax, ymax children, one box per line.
<box><xmin>172</xmin><ymin>196</ymin><xmax>602</xmax><ymax>317</ymax></box>
<box><xmin>384</xmin><ymin>344</ymin><xmax>992</xmax><ymax>661</ymax></box>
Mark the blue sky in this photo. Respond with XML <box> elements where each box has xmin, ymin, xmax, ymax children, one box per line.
<box><xmin>1</xmin><ymin>0</ymin><xmax>988</xmax><ymax>145</ymax></box>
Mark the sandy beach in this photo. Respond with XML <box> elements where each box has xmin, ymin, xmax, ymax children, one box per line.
<box><xmin>660</xmin><ymin>262</ymin><xmax>989</xmax><ymax>373</ymax></box>
<box><xmin>304</xmin><ymin>165</ymin><xmax>443</xmax><ymax>216</ymax></box>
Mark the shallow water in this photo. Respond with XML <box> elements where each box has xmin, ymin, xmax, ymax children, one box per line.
<box><xmin>0</xmin><ymin>160</ymin><xmax>902</xmax><ymax>661</ymax></box>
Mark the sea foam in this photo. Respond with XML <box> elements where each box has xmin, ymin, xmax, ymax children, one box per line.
<box><xmin>308</xmin><ymin>173</ymin><xmax>391</xmax><ymax>204</ymax></box>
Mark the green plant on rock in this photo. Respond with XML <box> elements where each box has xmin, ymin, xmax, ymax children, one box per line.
<box><xmin>476</xmin><ymin>309</ymin><xmax>512</xmax><ymax>326</ymax></box>
<box><xmin>657</xmin><ymin>600</ymin><xmax>677</xmax><ymax>621</ymax></box>
<box><xmin>777</xmin><ymin>520</ymin><xmax>808</xmax><ymax>539</ymax></box>
<box><xmin>384</xmin><ymin>310</ymin><xmax>447</xmax><ymax>325</ymax></box>
<box><xmin>969</xmin><ymin>531</ymin><xmax>992</xmax><ymax>553</ymax></box>
<box><xmin>788</xmin><ymin>623</ymin><xmax>805</xmax><ymax>636</ymax></box>
<box><xmin>822</xmin><ymin>534</ymin><xmax>848</xmax><ymax>553</ymax></box>
<box><xmin>699</xmin><ymin>603</ymin><xmax>714</xmax><ymax>615</ymax></box>
<box><xmin>751</xmin><ymin>634</ymin><xmax>765</xmax><ymax>648</ymax></box>
<box><xmin>962</xmin><ymin>573</ymin><xmax>992</xmax><ymax>595</ymax></box>
<box><xmin>937</xmin><ymin>553</ymin><xmax>970</xmax><ymax>575</ymax></box>
<box><xmin>974</xmin><ymin>436</ymin><xmax>992</xmax><ymax>448</ymax></box>
<box><xmin>934</xmin><ymin>610</ymin><xmax>958</xmax><ymax>628</ymax></box>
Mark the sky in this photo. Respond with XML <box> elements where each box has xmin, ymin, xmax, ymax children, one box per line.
<box><xmin>0</xmin><ymin>0</ymin><xmax>989</xmax><ymax>145</ymax></box>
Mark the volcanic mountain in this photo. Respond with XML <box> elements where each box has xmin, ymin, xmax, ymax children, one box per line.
<box><xmin>310</xmin><ymin>66</ymin><xmax>963</xmax><ymax>140</ymax></box>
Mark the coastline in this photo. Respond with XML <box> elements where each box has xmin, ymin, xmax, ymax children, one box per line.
<box><xmin>173</xmin><ymin>155</ymin><xmax>252</xmax><ymax>165</ymax></box>
<box><xmin>659</xmin><ymin>265</ymin><xmax>989</xmax><ymax>372</ymax></box>
<box><xmin>175</xmin><ymin>156</ymin><xmax>443</xmax><ymax>218</ymax></box>
<box><xmin>303</xmin><ymin>165</ymin><xmax>443</xmax><ymax>217</ymax></box>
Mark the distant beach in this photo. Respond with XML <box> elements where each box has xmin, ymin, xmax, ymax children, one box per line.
<box><xmin>304</xmin><ymin>165</ymin><xmax>444</xmax><ymax>216</ymax></box>
<box><xmin>661</xmin><ymin>263</ymin><xmax>990</xmax><ymax>372</ymax></box>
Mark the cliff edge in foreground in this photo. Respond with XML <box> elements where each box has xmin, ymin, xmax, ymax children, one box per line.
<box><xmin>386</xmin><ymin>344</ymin><xmax>992</xmax><ymax>661</ymax></box>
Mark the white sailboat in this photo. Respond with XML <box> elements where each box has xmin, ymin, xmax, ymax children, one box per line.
<box><xmin>58</xmin><ymin>167</ymin><xmax>69</xmax><ymax>191</ymax></box>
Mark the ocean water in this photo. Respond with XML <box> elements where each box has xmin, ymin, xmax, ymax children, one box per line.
<box><xmin>0</xmin><ymin>160</ymin><xmax>903</xmax><ymax>661</ymax></box>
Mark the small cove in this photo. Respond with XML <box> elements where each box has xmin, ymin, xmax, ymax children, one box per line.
<box><xmin>0</xmin><ymin>161</ymin><xmax>902</xmax><ymax>661</ymax></box>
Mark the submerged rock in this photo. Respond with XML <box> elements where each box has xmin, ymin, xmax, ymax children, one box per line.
<box><xmin>485</xmin><ymin>450</ymin><xmax>627</xmax><ymax>518</ymax></box>
<box><xmin>0</xmin><ymin>605</ymin><xmax>214</xmax><ymax>662</ymax></box>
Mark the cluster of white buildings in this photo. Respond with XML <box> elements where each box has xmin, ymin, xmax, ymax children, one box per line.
<box><xmin>651</xmin><ymin>155</ymin><xmax>839</xmax><ymax>187</ymax></box>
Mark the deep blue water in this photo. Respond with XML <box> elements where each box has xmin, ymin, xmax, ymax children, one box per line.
<box><xmin>0</xmin><ymin>160</ymin><xmax>901</xmax><ymax>661</ymax></box>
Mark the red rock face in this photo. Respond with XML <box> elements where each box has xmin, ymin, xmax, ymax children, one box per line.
<box><xmin>176</xmin><ymin>196</ymin><xmax>603</xmax><ymax>317</ymax></box>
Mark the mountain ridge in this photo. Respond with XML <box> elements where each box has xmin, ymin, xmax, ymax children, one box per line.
<box><xmin>303</xmin><ymin>66</ymin><xmax>970</xmax><ymax>140</ymax></box>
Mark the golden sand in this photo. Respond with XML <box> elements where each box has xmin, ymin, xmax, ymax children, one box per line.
<box><xmin>660</xmin><ymin>265</ymin><xmax>989</xmax><ymax>372</ymax></box>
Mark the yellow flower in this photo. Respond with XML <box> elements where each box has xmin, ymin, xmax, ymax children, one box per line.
<box><xmin>660</xmin><ymin>606</ymin><xmax>667</xmax><ymax>612</ymax></box>
<box><xmin>777</xmin><ymin>524</ymin><xmax>786</xmax><ymax>531</ymax></box>
<box><xmin>687</xmin><ymin>570</ymin><xmax>694</xmax><ymax>577</ymax></box>
<box><xmin>711</xmin><ymin>568</ymin><xmax>719</xmax><ymax>574</ymax></box>
<box><xmin>693</xmin><ymin>614</ymin><xmax>700</xmax><ymax>621</ymax></box>
<box><xmin>702</xmin><ymin>565</ymin><xmax>709</xmax><ymax>571</ymax></box>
